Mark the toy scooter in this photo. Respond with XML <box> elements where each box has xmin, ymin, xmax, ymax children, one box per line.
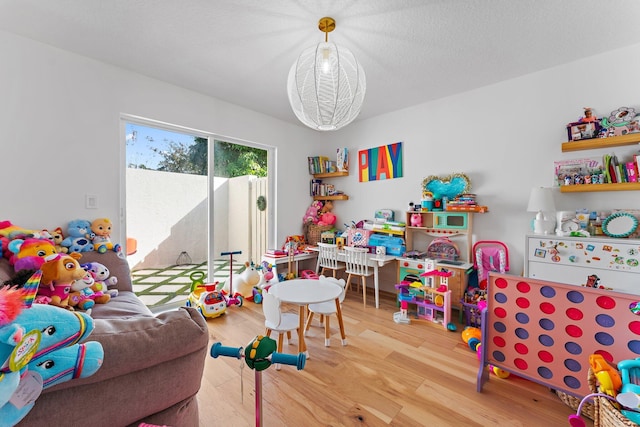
<box><xmin>220</xmin><ymin>250</ymin><xmax>244</xmax><ymax>307</ymax></box>
<box><xmin>211</xmin><ymin>336</ymin><xmax>306</xmax><ymax>427</ymax></box>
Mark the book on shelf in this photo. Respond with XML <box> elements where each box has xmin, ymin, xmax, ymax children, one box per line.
<box><xmin>310</xmin><ymin>179</ymin><xmax>322</xmax><ymax>196</ymax></box>
<box><xmin>307</xmin><ymin>155</ymin><xmax>336</xmax><ymax>174</ymax></box>
<box><xmin>265</xmin><ymin>249</ymin><xmax>286</xmax><ymax>257</ymax></box>
<box><xmin>626</xmin><ymin>162</ymin><xmax>638</xmax><ymax>182</ymax></box>
<box><xmin>336</xmin><ymin>148</ymin><xmax>349</xmax><ymax>172</ymax></box>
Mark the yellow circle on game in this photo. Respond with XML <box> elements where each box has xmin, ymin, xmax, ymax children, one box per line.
<box><xmin>434</xmin><ymin>295</ymin><xmax>444</xmax><ymax>307</ymax></box>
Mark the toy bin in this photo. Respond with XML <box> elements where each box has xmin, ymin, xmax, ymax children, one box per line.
<box><xmin>460</xmin><ymin>300</ymin><xmax>482</xmax><ymax>328</ymax></box>
<box><xmin>586</xmin><ymin>367</ymin><xmax>634</xmax><ymax>427</ymax></box>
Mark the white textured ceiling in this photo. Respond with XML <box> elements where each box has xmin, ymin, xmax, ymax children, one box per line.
<box><xmin>1</xmin><ymin>0</ymin><xmax>640</xmax><ymax>128</ymax></box>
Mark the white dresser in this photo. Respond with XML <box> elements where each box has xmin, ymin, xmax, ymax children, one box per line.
<box><xmin>524</xmin><ymin>234</ymin><xmax>640</xmax><ymax>295</ymax></box>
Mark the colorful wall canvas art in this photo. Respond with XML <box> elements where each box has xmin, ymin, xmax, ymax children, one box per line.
<box><xmin>358</xmin><ymin>142</ymin><xmax>403</xmax><ymax>182</ymax></box>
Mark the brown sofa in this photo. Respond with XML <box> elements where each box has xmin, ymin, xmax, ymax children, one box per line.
<box><xmin>0</xmin><ymin>251</ymin><xmax>209</xmax><ymax>427</ymax></box>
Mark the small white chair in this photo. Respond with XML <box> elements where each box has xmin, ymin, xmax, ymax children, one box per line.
<box><xmin>344</xmin><ymin>246</ymin><xmax>373</xmax><ymax>308</ymax></box>
<box><xmin>316</xmin><ymin>242</ymin><xmax>345</xmax><ymax>278</ymax></box>
<box><xmin>304</xmin><ymin>275</ymin><xmax>347</xmax><ymax>347</ymax></box>
<box><xmin>262</xmin><ymin>291</ymin><xmax>299</xmax><ymax>369</ymax></box>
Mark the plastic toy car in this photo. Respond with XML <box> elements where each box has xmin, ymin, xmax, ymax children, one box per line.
<box><xmin>186</xmin><ymin>284</ymin><xmax>227</xmax><ymax>318</ymax></box>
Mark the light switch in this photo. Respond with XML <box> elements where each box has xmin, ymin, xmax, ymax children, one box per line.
<box><xmin>86</xmin><ymin>194</ymin><xmax>98</xmax><ymax>209</ymax></box>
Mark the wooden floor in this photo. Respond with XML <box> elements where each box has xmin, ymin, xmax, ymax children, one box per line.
<box><xmin>196</xmin><ymin>288</ymin><xmax>592</xmax><ymax>427</ymax></box>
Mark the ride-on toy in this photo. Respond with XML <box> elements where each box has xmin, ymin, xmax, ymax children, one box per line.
<box><xmin>211</xmin><ymin>336</ymin><xmax>305</xmax><ymax>427</ymax></box>
<box><xmin>186</xmin><ymin>272</ymin><xmax>227</xmax><ymax>318</ymax></box>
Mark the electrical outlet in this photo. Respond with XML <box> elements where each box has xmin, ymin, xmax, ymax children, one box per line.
<box><xmin>86</xmin><ymin>194</ymin><xmax>98</xmax><ymax>209</ymax></box>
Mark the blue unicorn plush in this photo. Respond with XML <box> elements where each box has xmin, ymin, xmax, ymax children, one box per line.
<box><xmin>0</xmin><ymin>284</ymin><xmax>104</xmax><ymax>427</ymax></box>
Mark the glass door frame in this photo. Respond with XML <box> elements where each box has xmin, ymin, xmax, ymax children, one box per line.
<box><xmin>119</xmin><ymin>113</ymin><xmax>276</xmax><ymax>297</ymax></box>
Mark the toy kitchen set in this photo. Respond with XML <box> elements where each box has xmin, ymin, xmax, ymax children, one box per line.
<box><xmin>397</xmin><ymin>209</ymin><xmax>476</xmax><ymax>311</ymax></box>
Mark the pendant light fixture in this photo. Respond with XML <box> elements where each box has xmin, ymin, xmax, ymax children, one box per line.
<box><xmin>287</xmin><ymin>17</ymin><xmax>366</xmax><ymax>131</ymax></box>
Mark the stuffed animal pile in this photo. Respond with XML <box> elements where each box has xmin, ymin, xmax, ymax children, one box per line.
<box><xmin>0</xmin><ymin>285</ymin><xmax>104</xmax><ymax>426</ymax></box>
<box><xmin>1</xmin><ymin>218</ymin><xmax>122</xmax><ymax>314</ymax></box>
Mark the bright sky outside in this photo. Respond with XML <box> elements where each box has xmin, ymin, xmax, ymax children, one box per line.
<box><xmin>125</xmin><ymin>123</ymin><xmax>197</xmax><ymax>170</ymax></box>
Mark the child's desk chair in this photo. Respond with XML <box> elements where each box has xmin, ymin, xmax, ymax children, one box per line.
<box><xmin>262</xmin><ymin>291</ymin><xmax>299</xmax><ymax>370</ymax></box>
<box><xmin>304</xmin><ymin>276</ymin><xmax>348</xmax><ymax>347</ymax></box>
<box><xmin>316</xmin><ymin>242</ymin><xmax>345</xmax><ymax>278</ymax></box>
<box><xmin>344</xmin><ymin>246</ymin><xmax>373</xmax><ymax>308</ymax></box>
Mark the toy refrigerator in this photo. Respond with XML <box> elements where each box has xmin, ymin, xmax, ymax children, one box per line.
<box><xmin>524</xmin><ymin>234</ymin><xmax>640</xmax><ymax>295</ymax></box>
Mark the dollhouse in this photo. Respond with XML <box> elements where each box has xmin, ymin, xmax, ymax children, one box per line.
<box><xmin>394</xmin><ymin>258</ymin><xmax>452</xmax><ymax>329</ymax></box>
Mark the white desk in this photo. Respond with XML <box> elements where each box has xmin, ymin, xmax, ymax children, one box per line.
<box><xmin>342</xmin><ymin>252</ymin><xmax>396</xmax><ymax>309</ymax></box>
<box><xmin>268</xmin><ymin>279</ymin><xmax>344</xmax><ymax>359</ymax></box>
<box><xmin>261</xmin><ymin>251</ymin><xmax>318</xmax><ymax>276</ymax></box>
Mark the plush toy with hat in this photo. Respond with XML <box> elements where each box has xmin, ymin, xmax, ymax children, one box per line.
<box><xmin>37</xmin><ymin>253</ymin><xmax>87</xmax><ymax>309</ymax></box>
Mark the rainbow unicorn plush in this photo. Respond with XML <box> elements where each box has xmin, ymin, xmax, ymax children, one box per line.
<box><xmin>0</xmin><ymin>278</ymin><xmax>104</xmax><ymax>427</ymax></box>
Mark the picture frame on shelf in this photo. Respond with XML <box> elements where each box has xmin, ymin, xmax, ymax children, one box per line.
<box><xmin>566</xmin><ymin>121</ymin><xmax>600</xmax><ymax>141</ymax></box>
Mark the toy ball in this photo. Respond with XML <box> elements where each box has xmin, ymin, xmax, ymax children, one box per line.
<box><xmin>467</xmin><ymin>337</ymin><xmax>481</xmax><ymax>352</ymax></box>
<box><xmin>446</xmin><ymin>322</ymin><xmax>457</xmax><ymax>332</ymax></box>
<box><xmin>461</xmin><ymin>326</ymin><xmax>482</xmax><ymax>350</ymax></box>
<box><xmin>491</xmin><ymin>365</ymin><xmax>510</xmax><ymax>378</ymax></box>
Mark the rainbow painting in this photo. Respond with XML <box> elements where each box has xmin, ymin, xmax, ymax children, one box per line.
<box><xmin>358</xmin><ymin>142</ymin><xmax>403</xmax><ymax>182</ymax></box>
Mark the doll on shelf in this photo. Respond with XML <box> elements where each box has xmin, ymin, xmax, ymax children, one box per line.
<box><xmin>579</xmin><ymin>107</ymin><xmax>597</xmax><ymax>123</ymax></box>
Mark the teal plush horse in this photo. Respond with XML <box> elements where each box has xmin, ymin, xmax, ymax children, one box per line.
<box><xmin>0</xmin><ymin>286</ymin><xmax>104</xmax><ymax>427</ymax></box>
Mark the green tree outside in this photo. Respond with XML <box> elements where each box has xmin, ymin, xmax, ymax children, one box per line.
<box><xmin>148</xmin><ymin>137</ymin><xmax>267</xmax><ymax>177</ymax></box>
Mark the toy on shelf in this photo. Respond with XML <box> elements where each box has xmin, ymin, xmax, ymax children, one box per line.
<box><xmin>211</xmin><ymin>336</ymin><xmax>305</xmax><ymax>427</ymax></box>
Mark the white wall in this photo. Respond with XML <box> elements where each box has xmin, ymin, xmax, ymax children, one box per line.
<box><xmin>326</xmin><ymin>43</ymin><xmax>640</xmax><ymax>290</ymax></box>
<box><xmin>2</xmin><ymin>29</ymin><xmax>639</xmax><ymax>293</ymax></box>
<box><xmin>0</xmin><ymin>29</ymin><xmax>321</xmax><ymax>251</ymax></box>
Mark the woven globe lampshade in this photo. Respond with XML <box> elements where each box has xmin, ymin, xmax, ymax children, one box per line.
<box><xmin>287</xmin><ymin>17</ymin><xmax>366</xmax><ymax>131</ymax></box>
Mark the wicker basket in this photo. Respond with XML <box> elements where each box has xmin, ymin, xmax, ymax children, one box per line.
<box><xmin>555</xmin><ymin>368</ymin><xmax>597</xmax><ymax>420</ymax></box>
<box><xmin>306</xmin><ymin>224</ymin><xmax>332</xmax><ymax>246</ymax></box>
<box><xmin>588</xmin><ymin>368</ymin><xmax>639</xmax><ymax>427</ymax></box>
<box><xmin>557</xmin><ymin>390</ymin><xmax>595</xmax><ymax>420</ymax></box>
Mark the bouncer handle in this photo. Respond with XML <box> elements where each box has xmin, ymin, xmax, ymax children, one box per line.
<box><xmin>210</xmin><ymin>342</ymin><xmax>243</xmax><ymax>359</ymax></box>
<box><xmin>221</xmin><ymin>251</ymin><xmax>242</xmax><ymax>256</ymax></box>
<box><xmin>270</xmin><ymin>352</ymin><xmax>306</xmax><ymax>370</ymax></box>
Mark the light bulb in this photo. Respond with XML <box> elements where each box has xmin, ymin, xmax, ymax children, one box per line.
<box><xmin>321</xmin><ymin>48</ymin><xmax>330</xmax><ymax>74</ymax></box>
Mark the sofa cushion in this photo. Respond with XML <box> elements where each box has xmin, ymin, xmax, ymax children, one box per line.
<box><xmin>48</xmin><ymin>306</ymin><xmax>208</xmax><ymax>392</ymax></box>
